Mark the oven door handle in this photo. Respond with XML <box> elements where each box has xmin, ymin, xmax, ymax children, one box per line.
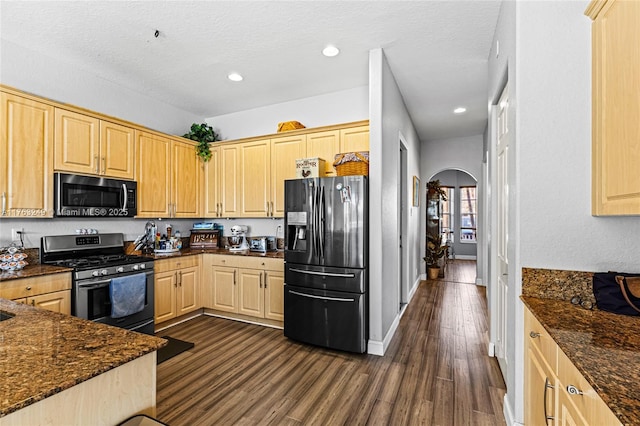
<box><xmin>78</xmin><ymin>279</ymin><xmax>111</xmax><ymax>289</ymax></box>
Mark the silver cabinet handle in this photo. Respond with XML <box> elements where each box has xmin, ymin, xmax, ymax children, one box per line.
<box><xmin>178</xmin><ymin>270</ymin><xmax>182</xmax><ymax>286</ymax></box>
<box><xmin>233</xmin><ymin>269</ymin><xmax>236</xmax><ymax>285</ymax></box>
<box><xmin>95</xmin><ymin>156</ymin><xmax>99</xmax><ymax>174</ymax></box>
<box><xmin>218</xmin><ymin>202</ymin><xmax>221</xmax><ymax>217</ymax></box>
<box><xmin>259</xmin><ymin>272</ymin><xmax>263</xmax><ymax>288</ymax></box>
<box><xmin>101</xmin><ymin>157</ymin><xmax>106</xmax><ymax>175</ymax></box>
<box><xmin>566</xmin><ymin>385</ymin><xmax>583</xmax><ymax>396</ymax></box>
<box><xmin>264</xmin><ymin>272</ymin><xmax>268</xmax><ymax>288</ymax></box>
<box><xmin>544</xmin><ymin>377</ymin><xmax>554</xmax><ymax>425</ymax></box>
<box><xmin>530</xmin><ymin>331</ymin><xmax>540</xmax><ymax>338</ymax></box>
<box><xmin>1</xmin><ymin>192</ymin><xmax>6</xmax><ymax>216</ymax></box>
<box><xmin>271</xmin><ymin>201</ymin><xmax>274</xmax><ymax>217</ymax></box>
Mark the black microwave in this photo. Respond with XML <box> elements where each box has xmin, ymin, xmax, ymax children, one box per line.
<box><xmin>54</xmin><ymin>173</ymin><xmax>137</xmax><ymax>217</ymax></box>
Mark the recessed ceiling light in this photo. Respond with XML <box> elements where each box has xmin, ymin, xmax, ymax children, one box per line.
<box><xmin>322</xmin><ymin>45</ymin><xmax>340</xmax><ymax>57</ymax></box>
<box><xmin>227</xmin><ymin>73</ymin><xmax>243</xmax><ymax>82</ymax></box>
<box><xmin>453</xmin><ymin>107</ymin><xmax>467</xmax><ymax>114</ymax></box>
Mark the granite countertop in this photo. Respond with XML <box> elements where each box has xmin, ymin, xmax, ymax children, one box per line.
<box><xmin>0</xmin><ymin>299</ymin><xmax>166</xmax><ymax>417</ymax></box>
<box><xmin>0</xmin><ymin>264</ymin><xmax>72</xmax><ymax>282</ymax></box>
<box><xmin>145</xmin><ymin>247</ymin><xmax>285</xmax><ymax>260</ymax></box>
<box><xmin>522</xmin><ymin>296</ymin><xmax>640</xmax><ymax>425</ymax></box>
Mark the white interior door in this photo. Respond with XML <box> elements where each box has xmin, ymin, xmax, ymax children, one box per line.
<box><xmin>496</xmin><ymin>85</ymin><xmax>510</xmax><ymax>375</ymax></box>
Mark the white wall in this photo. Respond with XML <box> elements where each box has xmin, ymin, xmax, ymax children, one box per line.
<box><xmin>368</xmin><ymin>48</ymin><xmax>422</xmax><ymax>354</ymax></box>
<box><xmin>488</xmin><ymin>1</ymin><xmax>640</xmax><ymax>423</ymax></box>
<box><xmin>205</xmin><ymin>86</ymin><xmax>369</xmax><ymax>140</ymax></box>
<box><xmin>0</xmin><ymin>38</ymin><xmax>202</xmax><ymax>135</ymax></box>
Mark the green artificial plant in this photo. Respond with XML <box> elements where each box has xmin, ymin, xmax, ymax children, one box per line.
<box><xmin>183</xmin><ymin>123</ymin><xmax>220</xmax><ymax>162</ymax></box>
<box><xmin>424</xmin><ymin>231</ymin><xmax>447</xmax><ymax>267</ymax></box>
<box><xmin>426</xmin><ymin>179</ymin><xmax>448</xmax><ymax>201</ymax></box>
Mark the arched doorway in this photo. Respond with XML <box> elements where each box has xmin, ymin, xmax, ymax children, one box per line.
<box><xmin>429</xmin><ymin>169</ymin><xmax>479</xmax><ymax>279</ymax></box>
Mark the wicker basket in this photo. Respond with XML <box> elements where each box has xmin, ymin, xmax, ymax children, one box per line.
<box><xmin>277</xmin><ymin>121</ymin><xmax>306</xmax><ymax>132</ymax></box>
<box><xmin>333</xmin><ymin>151</ymin><xmax>369</xmax><ymax>176</ymax></box>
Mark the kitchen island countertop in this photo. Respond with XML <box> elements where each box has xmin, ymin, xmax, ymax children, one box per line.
<box><xmin>0</xmin><ymin>298</ymin><xmax>166</xmax><ymax>417</ymax></box>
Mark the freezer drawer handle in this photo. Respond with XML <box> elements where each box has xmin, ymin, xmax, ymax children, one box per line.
<box><xmin>290</xmin><ymin>290</ymin><xmax>355</xmax><ymax>302</ymax></box>
<box><xmin>289</xmin><ymin>268</ymin><xmax>355</xmax><ymax>278</ymax></box>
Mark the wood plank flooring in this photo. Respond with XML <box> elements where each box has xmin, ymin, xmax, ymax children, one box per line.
<box><xmin>156</xmin><ymin>260</ymin><xmax>506</xmax><ymax>425</ymax></box>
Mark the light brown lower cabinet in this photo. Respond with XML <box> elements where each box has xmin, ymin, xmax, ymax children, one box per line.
<box><xmin>1</xmin><ymin>273</ymin><xmax>71</xmax><ymax>315</ymax></box>
<box><xmin>154</xmin><ymin>256</ymin><xmax>201</xmax><ymax>324</ymax></box>
<box><xmin>202</xmin><ymin>254</ymin><xmax>284</xmax><ymax>323</ymax></box>
<box><xmin>524</xmin><ymin>307</ymin><xmax>620</xmax><ymax>425</ymax></box>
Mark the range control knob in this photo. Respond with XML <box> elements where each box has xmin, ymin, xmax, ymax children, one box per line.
<box><xmin>132</xmin><ymin>264</ymin><xmax>140</xmax><ymax>271</ymax></box>
<box><xmin>116</xmin><ymin>266</ymin><xmax>124</xmax><ymax>273</ymax></box>
<box><xmin>100</xmin><ymin>269</ymin><xmax>108</xmax><ymax>276</ymax></box>
<box><xmin>139</xmin><ymin>264</ymin><xmax>146</xmax><ymax>270</ymax></box>
<box><xmin>92</xmin><ymin>270</ymin><xmax>100</xmax><ymax>277</ymax></box>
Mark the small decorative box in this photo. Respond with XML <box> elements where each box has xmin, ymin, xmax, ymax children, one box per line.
<box><xmin>295</xmin><ymin>157</ymin><xmax>326</xmax><ymax>178</ymax></box>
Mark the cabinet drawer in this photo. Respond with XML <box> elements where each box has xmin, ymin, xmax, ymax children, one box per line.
<box><xmin>154</xmin><ymin>255</ymin><xmax>200</xmax><ymax>273</ymax></box>
<box><xmin>237</xmin><ymin>256</ymin><xmax>283</xmax><ymax>271</ymax></box>
<box><xmin>557</xmin><ymin>348</ymin><xmax>620</xmax><ymax>425</ymax></box>
<box><xmin>207</xmin><ymin>254</ymin><xmax>244</xmax><ymax>268</ymax></box>
<box><xmin>1</xmin><ymin>273</ymin><xmax>71</xmax><ymax>300</ymax></box>
<box><xmin>524</xmin><ymin>308</ymin><xmax>557</xmax><ymax>371</ymax></box>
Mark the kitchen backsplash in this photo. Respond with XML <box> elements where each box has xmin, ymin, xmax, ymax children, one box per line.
<box><xmin>521</xmin><ymin>267</ymin><xmax>595</xmax><ymax>306</ymax></box>
<box><xmin>0</xmin><ymin>218</ymin><xmax>285</xmax><ymax>248</ymax></box>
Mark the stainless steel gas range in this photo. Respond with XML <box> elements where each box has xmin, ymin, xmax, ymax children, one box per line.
<box><xmin>40</xmin><ymin>233</ymin><xmax>155</xmax><ymax>335</ymax></box>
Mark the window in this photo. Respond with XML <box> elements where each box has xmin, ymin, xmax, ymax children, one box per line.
<box><xmin>440</xmin><ymin>187</ymin><xmax>454</xmax><ymax>243</ymax></box>
<box><xmin>460</xmin><ymin>186</ymin><xmax>477</xmax><ymax>242</ymax></box>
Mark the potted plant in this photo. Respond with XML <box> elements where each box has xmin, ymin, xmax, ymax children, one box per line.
<box><xmin>426</xmin><ymin>179</ymin><xmax>448</xmax><ymax>201</ymax></box>
<box><xmin>424</xmin><ymin>231</ymin><xmax>447</xmax><ymax>280</ymax></box>
<box><xmin>183</xmin><ymin>123</ymin><xmax>220</xmax><ymax>162</ymax></box>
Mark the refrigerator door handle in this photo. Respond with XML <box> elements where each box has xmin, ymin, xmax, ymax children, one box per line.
<box><xmin>319</xmin><ymin>185</ymin><xmax>325</xmax><ymax>259</ymax></box>
<box><xmin>289</xmin><ymin>268</ymin><xmax>355</xmax><ymax>278</ymax></box>
<box><xmin>290</xmin><ymin>290</ymin><xmax>355</xmax><ymax>303</ymax></box>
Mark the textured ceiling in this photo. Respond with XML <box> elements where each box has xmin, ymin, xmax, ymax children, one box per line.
<box><xmin>0</xmin><ymin>1</ymin><xmax>501</xmax><ymax>142</ymax></box>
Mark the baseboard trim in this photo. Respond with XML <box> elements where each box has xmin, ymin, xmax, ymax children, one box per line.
<box><xmin>455</xmin><ymin>254</ymin><xmax>477</xmax><ymax>260</ymax></box>
<box><xmin>476</xmin><ymin>277</ymin><xmax>484</xmax><ymax>286</ymax></box>
<box><xmin>367</xmin><ymin>312</ymin><xmax>401</xmax><ymax>356</ymax></box>
<box><xmin>503</xmin><ymin>393</ymin><xmax>522</xmax><ymax>426</ymax></box>
<box><xmin>407</xmin><ymin>276</ymin><xmax>421</xmax><ymax>303</ymax></box>
<box><xmin>488</xmin><ymin>341</ymin><xmax>495</xmax><ymax>357</ymax></box>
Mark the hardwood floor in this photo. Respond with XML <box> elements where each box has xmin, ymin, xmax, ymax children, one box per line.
<box><xmin>156</xmin><ymin>260</ymin><xmax>506</xmax><ymax>425</ymax></box>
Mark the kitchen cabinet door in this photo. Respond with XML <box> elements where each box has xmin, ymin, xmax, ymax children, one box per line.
<box><xmin>176</xmin><ymin>265</ymin><xmax>200</xmax><ymax>316</ymax></box>
<box><xmin>209</xmin><ymin>266</ymin><xmax>238</xmax><ymax>313</ymax></box>
<box><xmin>587</xmin><ymin>0</ymin><xmax>640</xmax><ymax>215</ymax></box>
<box><xmin>29</xmin><ymin>290</ymin><xmax>71</xmax><ymax>315</ymax></box>
<box><xmin>220</xmin><ymin>144</ymin><xmax>241</xmax><ymax>217</ymax></box>
<box><xmin>204</xmin><ymin>146</ymin><xmax>221</xmax><ymax>217</ymax></box>
<box><xmin>0</xmin><ymin>92</ymin><xmax>54</xmax><ymax>218</ymax></box>
<box><xmin>306</xmin><ymin>130</ymin><xmax>340</xmax><ymax>177</ymax></box>
<box><xmin>237</xmin><ymin>268</ymin><xmax>264</xmax><ymax>318</ymax></box>
<box><xmin>171</xmin><ymin>139</ymin><xmax>201</xmax><ymax>218</ymax></box>
<box><xmin>340</xmin><ymin>125</ymin><xmax>369</xmax><ymax>153</ymax></box>
<box><xmin>154</xmin><ymin>271</ymin><xmax>178</xmax><ymax>323</ymax></box>
<box><xmin>239</xmin><ymin>139</ymin><xmax>271</xmax><ymax>217</ymax></box>
<box><xmin>264</xmin><ymin>269</ymin><xmax>284</xmax><ymax>321</ymax></box>
<box><xmin>136</xmin><ymin>131</ymin><xmax>171</xmax><ymax>218</ymax></box>
<box><xmin>100</xmin><ymin>120</ymin><xmax>134</xmax><ymax>180</ymax></box>
<box><xmin>54</xmin><ymin>109</ymin><xmax>100</xmax><ymax>175</ymax></box>
<box><xmin>271</xmin><ymin>134</ymin><xmax>306</xmax><ymax>217</ymax></box>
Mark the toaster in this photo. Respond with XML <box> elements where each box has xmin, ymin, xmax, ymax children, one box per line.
<box><xmin>249</xmin><ymin>236</ymin><xmax>277</xmax><ymax>253</ymax></box>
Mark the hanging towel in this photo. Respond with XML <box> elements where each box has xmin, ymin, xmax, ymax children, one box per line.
<box><xmin>110</xmin><ymin>273</ymin><xmax>146</xmax><ymax>318</ymax></box>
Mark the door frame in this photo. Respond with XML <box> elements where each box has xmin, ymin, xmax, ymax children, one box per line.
<box><xmin>398</xmin><ymin>135</ymin><xmax>409</xmax><ymax>311</ymax></box>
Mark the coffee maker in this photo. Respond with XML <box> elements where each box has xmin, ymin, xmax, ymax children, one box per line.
<box><xmin>228</xmin><ymin>225</ymin><xmax>249</xmax><ymax>251</ymax></box>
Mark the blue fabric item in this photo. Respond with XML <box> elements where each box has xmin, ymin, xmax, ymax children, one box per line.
<box><xmin>110</xmin><ymin>273</ymin><xmax>146</xmax><ymax>318</ymax></box>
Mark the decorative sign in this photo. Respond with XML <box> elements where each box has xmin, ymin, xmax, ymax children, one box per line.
<box><xmin>189</xmin><ymin>230</ymin><xmax>220</xmax><ymax>249</ymax></box>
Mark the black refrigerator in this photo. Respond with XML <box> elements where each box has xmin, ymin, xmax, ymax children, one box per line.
<box><xmin>284</xmin><ymin>175</ymin><xmax>368</xmax><ymax>353</ymax></box>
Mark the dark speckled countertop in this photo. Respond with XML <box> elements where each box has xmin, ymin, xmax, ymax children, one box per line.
<box><xmin>0</xmin><ymin>299</ymin><xmax>166</xmax><ymax>417</ymax></box>
<box><xmin>0</xmin><ymin>264</ymin><xmax>72</xmax><ymax>282</ymax></box>
<box><xmin>522</xmin><ymin>269</ymin><xmax>640</xmax><ymax>425</ymax></box>
<box><xmin>143</xmin><ymin>247</ymin><xmax>285</xmax><ymax>260</ymax></box>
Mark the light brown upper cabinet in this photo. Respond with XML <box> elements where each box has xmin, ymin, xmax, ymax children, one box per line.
<box><xmin>0</xmin><ymin>92</ymin><xmax>54</xmax><ymax>218</ymax></box>
<box><xmin>239</xmin><ymin>139</ymin><xmax>271</xmax><ymax>217</ymax></box>
<box><xmin>586</xmin><ymin>0</ymin><xmax>640</xmax><ymax>215</ymax></box>
<box><xmin>306</xmin><ymin>124</ymin><xmax>369</xmax><ymax>177</ymax></box>
<box><xmin>270</xmin><ymin>134</ymin><xmax>307</xmax><ymax>217</ymax></box>
<box><xmin>136</xmin><ymin>131</ymin><xmax>201</xmax><ymax>218</ymax></box>
<box><xmin>55</xmin><ymin>109</ymin><xmax>134</xmax><ymax>180</ymax></box>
